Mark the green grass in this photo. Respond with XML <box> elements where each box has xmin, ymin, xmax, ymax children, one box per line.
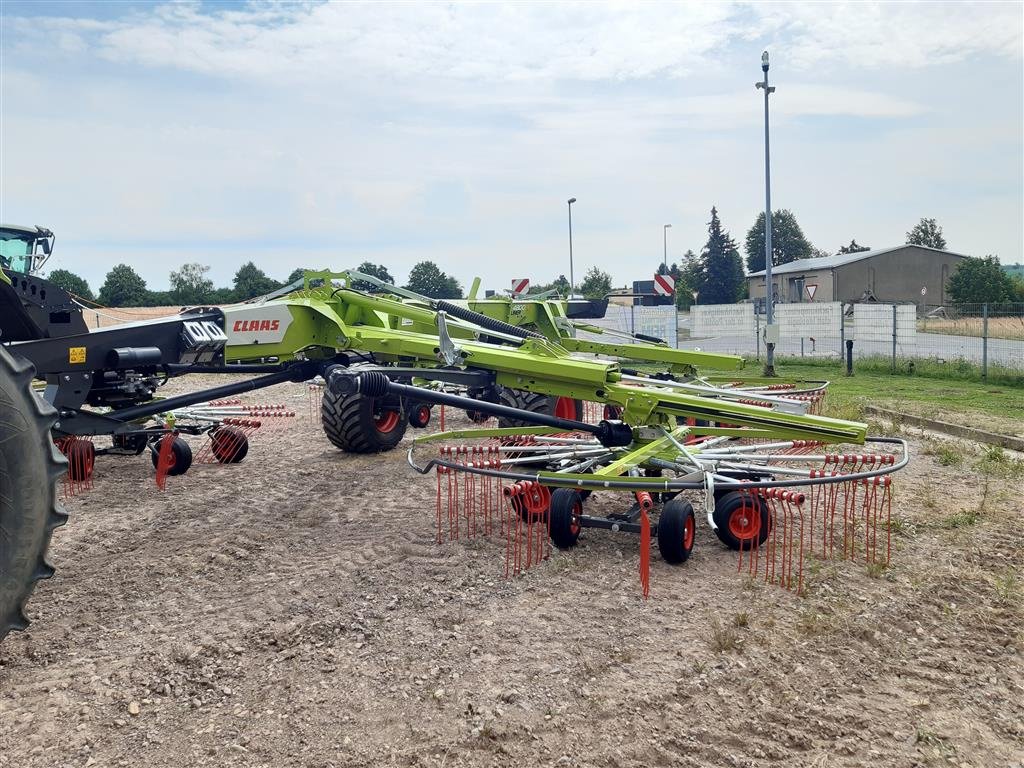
<box><xmin>766</xmin><ymin>358</ymin><xmax>1024</xmax><ymax>428</ymax></box>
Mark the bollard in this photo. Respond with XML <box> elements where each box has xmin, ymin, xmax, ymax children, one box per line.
<box><xmin>845</xmin><ymin>339</ymin><xmax>854</xmax><ymax>376</ymax></box>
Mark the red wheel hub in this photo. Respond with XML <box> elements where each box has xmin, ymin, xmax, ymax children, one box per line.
<box><xmin>374</xmin><ymin>409</ymin><xmax>401</xmax><ymax>433</ymax></box>
<box><xmin>554</xmin><ymin>397</ymin><xmax>576</xmax><ymax>419</ymax></box>
<box><xmin>569</xmin><ymin>499</ymin><xmax>582</xmax><ymax>535</ymax></box>
<box><xmin>683</xmin><ymin>515</ymin><xmax>694</xmax><ymax>549</ymax></box>
<box><xmin>728</xmin><ymin>503</ymin><xmax>760</xmax><ymax>540</ymax></box>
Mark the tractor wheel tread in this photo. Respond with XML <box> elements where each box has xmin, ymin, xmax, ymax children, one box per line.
<box><xmin>496</xmin><ymin>390</ymin><xmax>583</xmax><ymax>429</ymax></box>
<box><xmin>0</xmin><ymin>345</ymin><xmax>67</xmax><ymax>644</ymax></box>
<box><xmin>322</xmin><ymin>378</ymin><xmax>406</xmax><ymax>453</ymax></box>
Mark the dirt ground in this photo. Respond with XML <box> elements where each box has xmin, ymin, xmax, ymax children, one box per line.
<box><xmin>1</xmin><ymin>379</ymin><xmax>1022</xmax><ymax>768</ymax></box>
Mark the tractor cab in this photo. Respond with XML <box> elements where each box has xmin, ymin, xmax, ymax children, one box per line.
<box><xmin>0</xmin><ymin>224</ymin><xmax>54</xmax><ymax>276</ymax></box>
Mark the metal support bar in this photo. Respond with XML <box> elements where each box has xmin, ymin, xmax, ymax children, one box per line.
<box><xmin>108</xmin><ymin>362</ymin><xmax>318</xmax><ymax>423</ymax></box>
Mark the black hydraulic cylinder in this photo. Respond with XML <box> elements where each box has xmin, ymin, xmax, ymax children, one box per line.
<box><xmin>107</xmin><ymin>347</ymin><xmax>162</xmax><ymax>367</ymax></box>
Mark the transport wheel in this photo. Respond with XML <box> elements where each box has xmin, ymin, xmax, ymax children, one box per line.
<box><xmin>408</xmin><ymin>404</ymin><xmax>431</xmax><ymax>429</ymax></box>
<box><xmin>151</xmin><ymin>436</ymin><xmax>193</xmax><ymax>476</ymax></box>
<box><xmin>657</xmin><ymin>498</ymin><xmax>696</xmax><ymax>565</ymax></box>
<box><xmin>712</xmin><ymin>491</ymin><xmax>771</xmax><ymax>551</ymax></box>
<box><xmin>496</xmin><ymin>389</ymin><xmax>583</xmax><ymax>428</ymax></box>
<box><xmin>549</xmin><ymin>488</ymin><xmax>583</xmax><ymax>550</ymax></box>
<box><xmin>210</xmin><ymin>426</ymin><xmax>249</xmax><ymax>463</ymax></box>
<box><xmin>112</xmin><ymin>431</ymin><xmax>148</xmax><ymax>455</ymax></box>
<box><xmin>65</xmin><ymin>439</ymin><xmax>95</xmax><ymax>483</ymax></box>
<box><xmin>0</xmin><ymin>345</ymin><xmax>67</xmax><ymax>643</ymax></box>
<box><xmin>321</xmin><ymin>376</ymin><xmax>407</xmax><ymax>453</ymax></box>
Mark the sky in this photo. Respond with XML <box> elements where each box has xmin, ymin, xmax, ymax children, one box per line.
<box><xmin>1</xmin><ymin>0</ymin><xmax>1022</xmax><ymax>294</ymax></box>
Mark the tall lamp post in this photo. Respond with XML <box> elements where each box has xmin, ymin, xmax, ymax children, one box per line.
<box><xmin>567</xmin><ymin>197</ymin><xmax>577</xmax><ymax>297</ymax></box>
<box><xmin>756</xmin><ymin>50</ymin><xmax>777</xmax><ymax>376</ymax></box>
<box><xmin>662</xmin><ymin>223</ymin><xmax>672</xmax><ymax>273</ymax></box>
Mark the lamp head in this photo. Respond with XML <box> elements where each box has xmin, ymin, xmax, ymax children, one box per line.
<box><xmin>761</xmin><ymin>50</ymin><xmax>769</xmax><ymax>72</ymax></box>
<box><xmin>568</xmin><ymin>197</ymin><xmax>577</xmax><ymax>205</ymax></box>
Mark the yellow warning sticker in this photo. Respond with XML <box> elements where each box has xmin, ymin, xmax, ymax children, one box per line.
<box><xmin>68</xmin><ymin>347</ymin><xmax>86</xmax><ymax>364</ymax></box>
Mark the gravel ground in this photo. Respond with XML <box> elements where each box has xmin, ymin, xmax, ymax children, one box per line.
<box><xmin>1</xmin><ymin>378</ymin><xmax>1022</xmax><ymax>768</ymax></box>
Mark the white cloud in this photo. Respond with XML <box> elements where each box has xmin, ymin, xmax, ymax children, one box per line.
<box><xmin>1</xmin><ymin>1</ymin><xmax>1020</xmax><ymax>292</ymax></box>
<box><xmin>7</xmin><ymin>1</ymin><xmax>1020</xmax><ymax>86</ymax></box>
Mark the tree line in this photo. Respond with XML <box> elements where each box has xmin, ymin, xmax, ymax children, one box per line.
<box><xmin>45</xmin><ymin>260</ymin><xmax>468</xmax><ymax>307</ymax></box>
<box><xmin>45</xmin><ymin>213</ymin><xmax>1022</xmax><ymax>309</ymax></box>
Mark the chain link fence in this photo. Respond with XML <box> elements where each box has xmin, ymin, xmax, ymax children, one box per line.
<box><xmin>679</xmin><ymin>302</ymin><xmax>1024</xmax><ymax>379</ymax></box>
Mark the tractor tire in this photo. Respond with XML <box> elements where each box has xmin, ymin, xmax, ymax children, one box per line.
<box><xmin>210</xmin><ymin>426</ymin><xmax>249</xmax><ymax>463</ymax></box>
<box><xmin>150</xmin><ymin>436</ymin><xmax>193</xmax><ymax>476</ymax></box>
<box><xmin>321</xmin><ymin>380</ymin><xmax>407</xmax><ymax>453</ymax></box>
<box><xmin>496</xmin><ymin>389</ymin><xmax>584</xmax><ymax>429</ymax></box>
<box><xmin>657</xmin><ymin>498</ymin><xmax>696</xmax><ymax>564</ymax></box>
<box><xmin>712</xmin><ymin>491</ymin><xmax>771</xmax><ymax>551</ymax></box>
<box><xmin>0</xmin><ymin>345</ymin><xmax>67</xmax><ymax>644</ymax></box>
<box><xmin>548</xmin><ymin>488</ymin><xmax>584</xmax><ymax>550</ymax></box>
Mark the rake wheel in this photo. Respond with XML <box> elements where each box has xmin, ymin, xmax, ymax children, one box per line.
<box><xmin>321</xmin><ymin>376</ymin><xmax>406</xmax><ymax>453</ymax></box>
<box><xmin>0</xmin><ymin>346</ymin><xmax>67</xmax><ymax>643</ymax></box>
<box><xmin>65</xmin><ymin>439</ymin><xmax>95</xmax><ymax>483</ymax></box>
<box><xmin>496</xmin><ymin>389</ymin><xmax>583</xmax><ymax>428</ymax></box>
<box><xmin>210</xmin><ymin>426</ymin><xmax>249</xmax><ymax>463</ymax></box>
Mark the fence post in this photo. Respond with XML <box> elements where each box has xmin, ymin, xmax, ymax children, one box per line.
<box><xmin>839</xmin><ymin>307</ymin><xmax>845</xmax><ymax>359</ymax></box>
<box><xmin>756</xmin><ymin>311</ymin><xmax>761</xmax><ymax>361</ymax></box>
<box><xmin>982</xmin><ymin>303</ymin><xmax>989</xmax><ymax>381</ymax></box>
<box><xmin>891</xmin><ymin>304</ymin><xmax>897</xmax><ymax>374</ymax></box>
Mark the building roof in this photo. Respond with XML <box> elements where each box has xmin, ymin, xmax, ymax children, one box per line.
<box><xmin>747</xmin><ymin>244</ymin><xmax>970</xmax><ymax>278</ymax></box>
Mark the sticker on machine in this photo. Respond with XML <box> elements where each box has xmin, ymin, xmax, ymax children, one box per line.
<box><xmin>223</xmin><ymin>304</ymin><xmax>293</xmax><ymax>345</ymax></box>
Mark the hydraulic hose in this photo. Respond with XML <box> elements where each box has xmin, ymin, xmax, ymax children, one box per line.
<box><xmin>434</xmin><ymin>300</ymin><xmax>544</xmax><ymax>341</ymax></box>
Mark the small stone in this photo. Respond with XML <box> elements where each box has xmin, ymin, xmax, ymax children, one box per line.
<box><xmin>433</xmin><ymin>688</ymin><xmax>445</xmax><ymax>700</ymax></box>
<box><xmin>127</xmin><ymin>702</ymin><xmax>141</xmax><ymax>716</ymax></box>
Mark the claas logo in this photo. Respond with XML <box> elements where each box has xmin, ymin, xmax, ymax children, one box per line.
<box><xmin>232</xmin><ymin>319</ymin><xmax>281</xmax><ymax>332</ymax></box>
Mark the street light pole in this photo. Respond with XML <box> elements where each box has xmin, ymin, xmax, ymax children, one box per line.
<box><xmin>756</xmin><ymin>50</ymin><xmax>777</xmax><ymax>376</ymax></box>
<box><xmin>567</xmin><ymin>197</ymin><xmax>577</xmax><ymax>297</ymax></box>
<box><xmin>662</xmin><ymin>223</ymin><xmax>672</xmax><ymax>273</ymax></box>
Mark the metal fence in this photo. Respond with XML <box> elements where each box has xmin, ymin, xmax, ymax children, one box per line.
<box><xmin>680</xmin><ymin>302</ymin><xmax>1024</xmax><ymax>377</ymax></box>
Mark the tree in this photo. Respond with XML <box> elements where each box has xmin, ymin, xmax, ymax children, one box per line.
<box><xmin>47</xmin><ymin>269</ymin><xmax>93</xmax><ymax>300</ymax></box>
<box><xmin>810</xmin><ymin>246</ymin><xmax>831</xmax><ymax>259</ymax></box>
<box><xmin>286</xmin><ymin>267</ymin><xmax>310</xmax><ymax>284</ymax></box>
<box><xmin>578</xmin><ymin>266</ymin><xmax>612</xmax><ymax>299</ymax></box>
<box><xmin>169</xmin><ymin>263</ymin><xmax>215</xmax><ymax>305</ymax></box>
<box><xmin>527</xmin><ymin>275</ymin><xmax>570</xmax><ymax>297</ymax></box>
<box><xmin>906</xmin><ymin>218</ymin><xmax>947</xmax><ymax>250</ymax></box>
<box><xmin>98</xmin><ymin>264</ymin><xmax>148</xmax><ymax>307</ymax></box>
<box><xmin>352</xmin><ymin>262</ymin><xmax>395</xmax><ymax>293</ymax></box>
<box><xmin>744</xmin><ymin>209</ymin><xmax>812</xmax><ymax>272</ymax></box>
<box><xmin>232</xmin><ymin>262</ymin><xmax>280</xmax><ymax>300</ymax></box>
<box><xmin>1010</xmin><ymin>274</ymin><xmax>1024</xmax><ymax>302</ymax></box>
<box><xmin>695</xmin><ymin>207</ymin><xmax>744</xmax><ymax>304</ymax></box>
<box><xmin>674</xmin><ymin>250</ymin><xmax>700</xmax><ymax>310</ymax></box>
<box><xmin>404</xmin><ymin>261</ymin><xmax>462</xmax><ymax>299</ymax></box>
<box><xmin>837</xmin><ymin>239</ymin><xmax>871</xmax><ymax>254</ymax></box>
<box><xmin>947</xmin><ymin>256</ymin><xmax>1016</xmax><ymax>303</ymax></box>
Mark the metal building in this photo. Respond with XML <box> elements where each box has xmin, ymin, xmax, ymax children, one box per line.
<box><xmin>747</xmin><ymin>245</ymin><xmax>969</xmax><ymax>306</ymax></box>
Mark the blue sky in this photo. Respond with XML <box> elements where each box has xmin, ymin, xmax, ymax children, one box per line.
<box><xmin>2</xmin><ymin>1</ymin><xmax>1021</xmax><ymax>293</ymax></box>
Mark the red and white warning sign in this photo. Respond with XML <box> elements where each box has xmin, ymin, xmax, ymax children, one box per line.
<box><xmin>653</xmin><ymin>273</ymin><xmax>675</xmax><ymax>296</ymax></box>
<box><xmin>805</xmin><ymin>283</ymin><xmax>818</xmax><ymax>301</ymax></box>
<box><xmin>510</xmin><ymin>278</ymin><xmax>530</xmax><ymax>296</ymax></box>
